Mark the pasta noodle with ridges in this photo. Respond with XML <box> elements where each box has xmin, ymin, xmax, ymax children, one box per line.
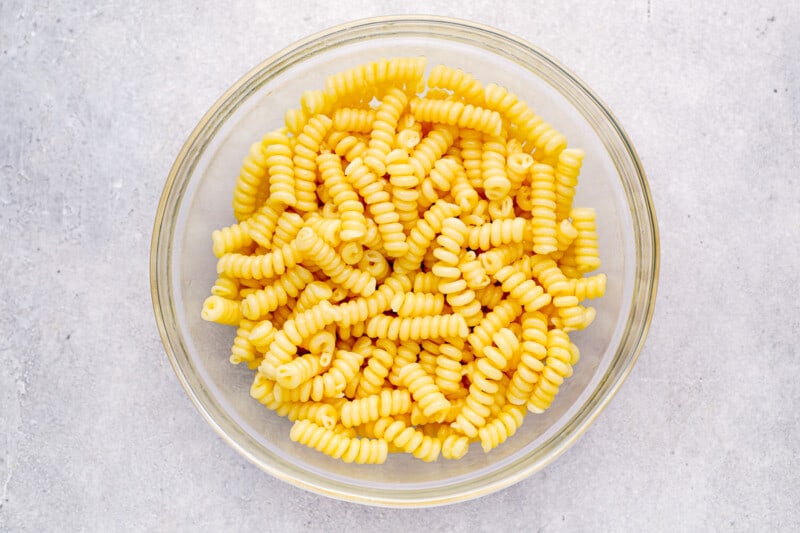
<box><xmin>200</xmin><ymin>57</ymin><xmax>606</xmax><ymax>464</ymax></box>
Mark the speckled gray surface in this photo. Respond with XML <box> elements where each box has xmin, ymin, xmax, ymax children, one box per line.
<box><xmin>1</xmin><ymin>1</ymin><xmax>798</xmax><ymax>531</ymax></box>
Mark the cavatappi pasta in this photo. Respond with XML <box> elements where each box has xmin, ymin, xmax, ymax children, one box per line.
<box><xmin>201</xmin><ymin>57</ymin><xmax>606</xmax><ymax>464</ymax></box>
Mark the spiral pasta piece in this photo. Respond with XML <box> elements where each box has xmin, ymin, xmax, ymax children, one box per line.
<box><xmin>357</xmin><ymin>250</ymin><xmax>391</xmax><ymax>282</ymax></box>
<box><xmin>201</xmin><ymin>295</ymin><xmax>242</xmax><ymax>326</ymax></box>
<box><xmin>434</xmin><ymin>342</ymin><xmax>464</xmax><ymax>395</ymax></box>
<box><xmin>493</xmin><ymin>264</ymin><xmax>551</xmax><ymax>312</ymax></box>
<box><xmin>303</xmin><ymin>212</ymin><xmax>341</xmax><ymax>246</ymax></box>
<box><xmin>262</xmin><ymin>129</ymin><xmax>296</xmax><ymax>207</ymax></box>
<box><xmin>241</xmin><ymin>266</ymin><xmax>314</xmax><ymax>320</ymax></box>
<box><xmin>506</xmin><ymin>141</ymin><xmax>534</xmax><ymax>190</ymax></box>
<box><xmin>334</xmin><ymin>272</ymin><xmax>410</xmax><ymax>328</ymax></box>
<box><xmin>467</xmin><ymin>299</ymin><xmax>523</xmax><ymax>356</ymax></box>
<box><xmin>248</xmin><ymin>319</ymin><xmax>276</xmax><ymax>353</ymax></box>
<box><xmin>409</xmin><ymin>272</ymin><xmax>440</xmax><ymax>293</ymax></box>
<box><xmin>275</xmin><ymin>400</ymin><xmax>338</xmax><ymax>430</ymax></box>
<box><xmin>399</xmin><ymin>362</ymin><xmax>451</xmax><ymax>422</ymax></box>
<box><xmin>290</xmin><ymin>419</ymin><xmax>388</xmax><ymax>464</ymax></box>
<box><xmin>212</xmin><ymin>221</ymin><xmax>253</xmax><ymax>258</ymax></box>
<box><xmin>333</xmin><ymin>107</ymin><xmax>376</xmax><ymax>132</ymax></box>
<box><xmin>481</xmin><ymin>135</ymin><xmax>511</xmax><ymax>201</ymax></box>
<box><xmin>527</xmin><ymin>329</ymin><xmax>573</xmax><ymax>414</ymax></box>
<box><xmin>555</xmin><ymin>218</ymin><xmax>579</xmax><ymax>252</ymax></box>
<box><xmin>272</xmin><ymin>348</ymin><xmax>363</xmax><ymax>404</ymax></box>
<box><xmin>416</xmin><ymin>156</ymin><xmax>456</xmax><ymax>208</ymax></box>
<box><xmin>409</xmin><ymin>124</ymin><xmax>458</xmax><ymax>181</ymax></box>
<box><xmin>355</xmin><ymin>348</ymin><xmax>394</xmax><ymax>398</ymax></box>
<box><xmin>506</xmin><ymin>311</ymin><xmax>547</xmax><ymax>405</ymax></box>
<box><xmin>373</xmin><ymin>417</ymin><xmax>442</xmax><ymax>462</ymax></box>
<box><xmin>466</xmin><ymin>218</ymin><xmax>527</xmax><ymax>250</ymax></box>
<box><xmin>325</xmin><ymin>57</ymin><xmax>425</xmax><ymax>106</ymax></box>
<box><xmin>270</xmin><ymin>211</ymin><xmax>305</xmax><ymax>250</ymax></box>
<box><xmin>365</xmin><ymin>314</ymin><xmax>469</xmax><ymax>341</ymax></box>
<box><xmin>454</xmin><ymin>329</ymin><xmax>519</xmax><ymax>438</ymax></box>
<box><xmin>570</xmin><ymin>207</ymin><xmax>601</xmax><ymax>273</ymax></box>
<box><xmin>364</xmin><ymin>87</ymin><xmax>408</xmax><ymax>175</ymax></box>
<box><xmin>259</xmin><ymin>300</ymin><xmax>341</xmax><ymax>379</ymax></box>
<box><xmin>567</xmin><ymin>273</ymin><xmax>607</xmax><ymax>300</ymax></box>
<box><xmin>457</xmin><ymin>251</ymin><xmax>490</xmax><ymax>290</ymax></box>
<box><xmin>345</xmin><ymin>157</ymin><xmax>407</xmax><ymax>257</ymax></box>
<box><xmin>385</xmin><ymin>148</ymin><xmax>420</xmax><ymax>232</ymax></box>
<box><xmin>245</xmin><ymin>201</ymin><xmax>284</xmax><ymax>249</ymax></box>
<box><xmin>230</xmin><ymin>319</ymin><xmax>258</xmax><ymax>367</ymax></box>
<box><xmin>295</xmin><ymin>227</ymin><xmax>377</xmax><ymax>296</ymax></box>
<box><xmin>478</xmin><ymin>403</ymin><xmax>526</xmax><ymax>453</ymax></box>
<box><xmin>472</xmin><ymin>284</ymin><xmax>503</xmax><ymax>310</ymax></box>
<box><xmin>447</xmin><ymin>162</ymin><xmax>479</xmax><ymax>214</ymax></box>
<box><xmin>410</xmin><ymin>97</ymin><xmax>502</xmax><ymax>137</ymax></box>
<box><xmin>340</xmin><ymin>389</ymin><xmax>413</xmax><ymax>427</ymax></box>
<box><xmin>478</xmin><ymin>243</ymin><xmax>525</xmax><ymax>275</ymax></box>
<box><xmin>394</xmin><ymin>200</ymin><xmax>461</xmax><ymax>274</ymax></box>
<box><xmin>231</xmin><ymin>139</ymin><xmax>270</xmax><ymax>222</ymax></box>
<box><xmin>529</xmin><ymin>162</ymin><xmax>558</xmax><ymax>254</ymax></box>
<box><xmin>390</xmin><ymin>291</ymin><xmax>446</xmax><ymax>317</ymax></box>
<box><xmin>328</xmin><ymin>131</ymin><xmax>369</xmax><ymax>162</ymax></box>
<box><xmin>554</xmin><ymin>148</ymin><xmax>585</xmax><ymax>221</ymax></box>
<box><xmin>216</xmin><ymin>241</ymin><xmax>302</xmax><ymax>280</ymax></box>
<box><xmin>441</xmin><ymin>433</ymin><xmax>470</xmax><ymax>460</ymax></box>
<box><xmin>294</xmin><ymin>281</ymin><xmax>334</xmax><ymax>313</ymax></box>
<box><xmin>293</xmin><ymin>114</ymin><xmax>332</xmax><ymax>213</ymax></box>
<box><xmin>276</xmin><ymin>353</ymin><xmax>325</xmax><ymax>389</ymax></box>
<box><xmin>427</xmin><ymin>64</ymin><xmax>485</xmax><ymax>104</ymax></box>
<box><xmin>457</xmin><ymin>128</ymin><xmax>484</xmax><ymax>189</ymax></box>
<box><xmin>211</xmin><ymin>275</ymin><xmax>239</xmax><ymax>300</ymax></box>
<box><xmin>483</xmin><ymin>82</ymin><xmax>567</xmax><ymax>159</ymax></box>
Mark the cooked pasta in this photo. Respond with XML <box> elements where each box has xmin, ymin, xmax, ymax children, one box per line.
<box><xmin>201</xmin><ymin>57</ymin><xmax>607</xmax><ymax>463</ymax></box>
<box><xmin>290</xmin><ymin>419</ymin><xmax>388</xmax><ymax>464</ymax></box>
<box><xmin>231</xmin><ymin>139</ymin><xmax>270</xmax><ymax>222</ymax></box>
<box><xmin>262</xmin><ymin>129</ymin><xmax>296</xmax><ymax>207</ymax></box>
<box><xmin>427</xmin><ymin>64</ymin><xmax>484</xmax><ymax>104</ymax></box>
<box><xmin>355</xmin><ymin>347</ymin><xmax>394</xmax><ymax>397</ymax></box>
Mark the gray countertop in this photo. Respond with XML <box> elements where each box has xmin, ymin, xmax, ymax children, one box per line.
<box><xmin>2</xmin><ymin>1</ymin><xmax>798</xmax><ymax>531</ymax></box>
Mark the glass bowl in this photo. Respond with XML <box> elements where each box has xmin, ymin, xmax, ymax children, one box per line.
<box><xmin>150</xmin><ymin>15</ymin><xmax>658</xmax><ymax>507</ymax></box>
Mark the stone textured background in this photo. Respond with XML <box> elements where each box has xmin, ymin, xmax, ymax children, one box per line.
<box><xmin>1</xmin><ymin>1</ymin><xmax>798</xmax><ymax>531</ymax></box>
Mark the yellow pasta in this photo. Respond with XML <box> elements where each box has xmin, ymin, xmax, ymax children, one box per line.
<box><xmin>345</xmin><ymin>157</ymin><xmax>408</xmax><ymax>257</ymax></box>
<box><xmin>569</xmin><ymin>207</ymin><xmax>602</xmax><ymax>273</ymax></box>
<box><xmin>262</xmin><ymin>129</ymin><xmax>296</xmax><ymax>207</ymax></box>
<box><xmin>385</xmin><ymin>148</ymin><xmax>420</xmax><ymax>232</ymax></box>
<box><xmin>240</xmin><ymin>266</ymin><xmax>314</xmax><ymax>320</ymax></box>
<box><xmin>390</xmin><ymin>291</ymin><xmax>446</xmax><ymax>317</ymax></box>
<box><xmin>333</xmin><ymin>107</ymin><xmax>376</xmax><ymax>132</ymax></box>
<box><xmin>293</xmin><ymin>114</ymin><xmax>332</xmax><ymax>213</ymax></box>
<box><xmin>246</xmin><ymin>200</ymin><xmax>284</xmax><ymax>249</ymax></box>
<box><xmin>290</xmin><ymin>419</ymin><xmax>388</xmax><ymax>464</ymax></box>
<box><xmin>427</xmin><ymin>64</ymin><xmax>485</xmax><ymax>105</ymax></box>
<box><xmin>201</xmin><ymin>57</ymin><xmax>607</xmax><ymax>464</ymax></box>
<box><xmin>231</xmin><ymin>139</ymin><xmax>270</xmax><ymax>222</ymax></box>
<box><xmin>340</xmin><ymin>389</ymin><xmax>413</xmax><ymax>427</ymax></box>
<box><xmin>211</xmin><ymin>220</ymin><xmax>253</xmax><ymax>258</ymax></box>
<box><xmin>295</xmin><ymin>227</ymin><xmax>377</xmax><ymax>296</ymax></box>
<box><xmin>355</xmin><ymin>347</ymin><xmax>394</xmax><ymax>397</ymax></box>
<box><xmin>410</xmin><ymin>98</ymin><xmax>502</xmax><ymax>137</ymax></box>
<box><xmin>200</xmin><ymin>295</ymin><xmax>242</xmax><ymax>326</ymax></box>
<box><xmin>364</xmin><ymin>87</ymin><xmax>408</xmax><ymax>176</ymax></box>
<box><xmin>529</xmin><ymin>163</ymin><xmax>559</xmax><ymax>254</ymax></box>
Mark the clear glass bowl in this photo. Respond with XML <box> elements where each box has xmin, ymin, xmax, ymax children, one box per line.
<box><xmin>150</xmin><ymin>16</ymin><xmax>658</xmax><ymax>507</ymax></box>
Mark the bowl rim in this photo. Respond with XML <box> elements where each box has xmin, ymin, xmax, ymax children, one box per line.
<box><xmin>150</xmin><ymin>14</ymin><xmax>659</xmax><ymax>507</ymax></box>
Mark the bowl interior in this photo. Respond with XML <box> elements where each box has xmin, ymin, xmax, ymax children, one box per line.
<box><xmin>155</xmin><ymin>18</ymin><xmax>653</xmax><ymax>505</ymax></box>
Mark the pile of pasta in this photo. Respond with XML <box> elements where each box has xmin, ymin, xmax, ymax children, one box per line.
<box><xmin>201</xmin><ymin>57</ymin><xmax>607</xmax><ymax>465</ymax></box>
